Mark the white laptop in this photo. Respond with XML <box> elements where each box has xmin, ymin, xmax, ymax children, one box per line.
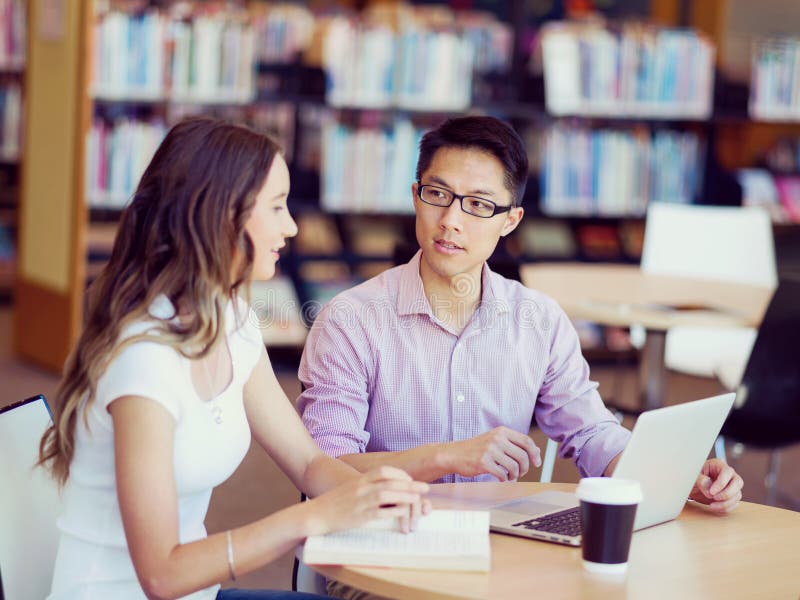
<box><xmin>489</xmin><ymin>393</ymin><xmax>735</xmax><ymax>546</ymax></box>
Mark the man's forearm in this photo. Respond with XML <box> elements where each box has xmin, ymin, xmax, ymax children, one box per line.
<box><xmin>338</xmin><ymin>443</ymin><xmax>454</xmax><ymax>483</ymax></box>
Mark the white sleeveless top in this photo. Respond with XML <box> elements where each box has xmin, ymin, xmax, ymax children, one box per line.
<box><xmin>48</xmin><ymin>296</ymin><xmax>263</xmax><ymax>599</ymax></box>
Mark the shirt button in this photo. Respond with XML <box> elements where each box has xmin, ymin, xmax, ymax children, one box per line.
<box><xmin>456</xmin><ymin>394</ymin><xmax>465</xmax><ymax>403</ymax></box>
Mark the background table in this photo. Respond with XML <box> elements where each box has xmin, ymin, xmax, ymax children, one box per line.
<box><xmin>309</xmin><ymin>482</ymin><xmax>800</xmax><ymax>600</ymax></box>
<box><xmin>519</xmin><ymin>263</ymin><xmax>773</xmax><ymax>410</ymax></box>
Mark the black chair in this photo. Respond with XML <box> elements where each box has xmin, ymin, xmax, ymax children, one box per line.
<box><xmin>715</xmin><ymin>277</ymin><xmax>800</xmax><ymax>507</ymax></box>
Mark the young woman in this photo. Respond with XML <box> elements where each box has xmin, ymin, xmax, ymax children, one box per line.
<box><xmin>40</xmin><ymin>117</ymin><xmax>429</xmax><ymax>600</ymax></box>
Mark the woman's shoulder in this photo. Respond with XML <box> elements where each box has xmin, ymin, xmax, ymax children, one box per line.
<box><xmin>95</xmin><ymin>317</ymin><xmax>188</xmax><ymax>419</ymax></box>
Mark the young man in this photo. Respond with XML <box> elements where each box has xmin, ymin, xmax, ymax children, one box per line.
<box><xmin>298</xmin><ymin>116</ymin><xmax>742</xmax><ymax>512</ymax></box>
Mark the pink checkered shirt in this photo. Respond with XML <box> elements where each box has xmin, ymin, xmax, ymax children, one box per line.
<box><xmin>298</xmin><ymin>251</ymin><xmax>630</xmax><ymax>483</ymax></box>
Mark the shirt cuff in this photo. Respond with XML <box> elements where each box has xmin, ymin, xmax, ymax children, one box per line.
<box><xmin>576</xmin><ymin>424</ymin><xmax>631</xmax><ymax>477</ymax></box>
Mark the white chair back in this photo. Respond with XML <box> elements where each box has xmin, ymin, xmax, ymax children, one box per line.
<box><xmin>641</xmin><ymin>203</ymin><xmax>777</xmax><ymax>288</ymax></box>
<box><xmin>0</xmin><ymin>396</ymin><xmax>62</xmax><ymax>600</ymax></box>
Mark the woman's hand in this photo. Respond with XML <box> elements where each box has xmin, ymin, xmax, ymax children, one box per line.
<box><xmin>300</xmin><ymin>466</ymin><xmax>431</xmax><ymax>536</ymax></box>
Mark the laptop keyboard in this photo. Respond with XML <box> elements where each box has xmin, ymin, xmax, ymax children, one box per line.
<box><xmin>511</xmin><ymin>507</ymin><xmax>582</xmax><ymax>537</ymax></box>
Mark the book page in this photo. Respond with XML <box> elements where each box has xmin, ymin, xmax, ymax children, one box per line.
<box><xmin>303</xmin><ymin>510</ymin><xmax>491</xmax><ymax>571</ymax></box>
<box><xmin>353</xmin><ymin>509</ymin><xmax>488</xmax><ymax>533</ymax></box>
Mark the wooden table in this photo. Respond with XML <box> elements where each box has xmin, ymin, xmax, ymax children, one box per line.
<box><xmin>310</xmin><ymin>482</ymin><xmax>800</xmax><ymax>600</ymax></box>
<box><xmin>519</xmin><ymin>263</ymin><xmax>774</xmax><ymax>410</ymax></box>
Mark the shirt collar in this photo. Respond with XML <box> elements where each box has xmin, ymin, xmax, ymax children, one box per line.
<box><xmin>396</xmin><ymin>250</ymin><xmax>509</xmax><ymax>317</ymax></box>
<box><xmin>397</xmin><ymin>251</ymin><xmax>430</xmax><ymax>317</ymax></box>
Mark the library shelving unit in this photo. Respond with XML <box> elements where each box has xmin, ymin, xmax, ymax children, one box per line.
<box><xmin>14</xmin><ymin>0</ymin><xmax>800</xmax><ymax>371</ymax></box>
<box><xmin>14</xmin><ymin>1</ymin><xmax>319</xmax><ymax>370</ymax></box>
<box><xmin>0</xmin><ymin>0</ymin><xmax>25</xmax><ymax>302</ymax></box>
<box><xmin>14</xmin><ymin>0</ymin><xmax>90</xmax><ymax>370</ymax></box>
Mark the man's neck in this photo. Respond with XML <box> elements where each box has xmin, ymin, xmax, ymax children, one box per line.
<box><xmin>419</xmin><ymin>259</ymin><xmax>483</xmax><ymax>333</ymax></box>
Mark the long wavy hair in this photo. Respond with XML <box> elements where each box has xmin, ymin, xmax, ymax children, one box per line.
<box><xmin>39</xmin><ymin>117</ymin><xmax>281</xmax><ymax>486</ymax></box>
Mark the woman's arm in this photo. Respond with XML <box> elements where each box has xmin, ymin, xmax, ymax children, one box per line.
<box><xmin>243</xmin><ymin>348</ymin><xmax>431</xmax><ymax>530</ymax></box>
<box><xmin>111</xmin><ymin>393</ymin><xmax>426</xmax><ymax>600</ymax></box>
<box><xmin>243</xmin><ymin>349</ymin><xmax>360</xmax><ymax>497</ymax></box>
<box><xmin>111</xmin><ymin>395</ymin><xmax>307</xmax><ymax>599</ymax></box>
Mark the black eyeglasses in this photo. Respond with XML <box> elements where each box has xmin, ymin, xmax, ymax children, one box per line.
<box><xmin>416</xmin><ymin>184</ymin><xmax>513</xmax><ymax>218</ymax></box>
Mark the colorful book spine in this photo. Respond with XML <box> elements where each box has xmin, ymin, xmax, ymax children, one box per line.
<box><xmin>542</xmin><ymin>22</ymin><xmax>714</xmax><ymax>119</ymax></box>
<box><xmin>0</xmin><ymin>0</ymin><xmax>25</xmax><ymax>71</ymax></box>
<box><xmin>540</xmin><ymin>124</ymin><xmax>701</xmax><ymax>216</ymax></box>
<box><xmin>750</xmin><ymin>37</ymin><xmax>800</xmax><ymax>121</ymax></box>
<box><xmin>86</xmin><ymin>118</ymin><xmax>167</xmax><ymax>209</ymax></box>
<box><xmin>0</xmin><ymin>83</ymin><xmax>21</xmax><ymax>160</ymax></box>
<box><xmin>253</xmin><ymin>4</ymin><xmax>314</xmax><ymax>64</ymax></box>
<box><xmin>321</xmin><ymin>117</ymin><xmax>422</xmax><ymax>214</ymax></box>
<box><xmin>92</xmin><ymin>7</ymin><xmax>255</xmax><ymax>103</ymax></box>
<box><xmin>322</xmin><ymin>7</ymin><xmax>507</xmax><ymax>110</ymax></box>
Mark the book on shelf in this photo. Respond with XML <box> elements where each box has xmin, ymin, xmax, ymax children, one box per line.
<box><xmin>302</xmin><ymin>273</ymin><xmax>360</xmax><ymax>308</ymax></box>
<box><xmin>511</xmin><ymin>219</ymin><xmax>577</xmax><ymax>259</ymax></box>
<box><xmin>0</xmin><ymin>83</ymin><xmax>21</xmax><ymax>161</ymax></box>
<box><xmin>575</xmin><ymin>224</ymin><xmax>623</xmax><ymax>260</ymax></box>
<box><xmin>541</xmin><ymin>21</ymin><xmax>714</xmax><ymax>119</ymax></box>
<box><xmin>323</xmin><ymin>18</ymin><xmax>396</xmax><ymax>109</ymax></box>
<box><xmin>345</xmin><ymin>216</ymin><xmax>404</xmax><ymax>255</ymax></box>
<box><xmin>738</xmin><ymin>168</ymin><xmax>800</xmax><ymax>224</ymax></box>
<box><xmin>299</xmin><ymin>260</ymin><xmax>350</xmax><ymax>283</ymax></box>
<box><xmin>87</xmin><ymin>101</ymin><xmax>296</xmax><ymax>211</ymax></box>
<box><xmin>0</xmin><ymin>220</ymin><xmax>12</xmax><ymax>260</ymax></box>
<box><xmin>303</xmin><ymin>509</ymin><xmax>491</xmax><ymax>572</ymax></box>
<box><xmin>539</xmin><ymin>124</ymin><xmax>702</xmax><ymax>216</ymax></box>
<box><xmin>294</xmin><ymin>213</ymin><xmax>343</xmax><ymax>255</ymax></box>
<box><xmin>86</xmin><ymin>118</ymin><xmax>167</xmax><ymax>209</ymax></box>
<box><xmin>322</xmin><ymin>6</ymin><xmax>508</xmax><ymax>111</ymax></box>
<box><xmin>91</xmin><ymin>10</ymin><xmax>167</xmax><ymax>100</ymax></box>
<box><xmin>321</xmin><ymin>117</ymin><xmax>421</xmax><ymax>214</ymax></box>
<box><xmin>774</xmin><ymin>176</ymin><xmax>800</xmax><ymax>222</ymax></box>
<box><xmin>0</xmin><ymin>0</ymin><xmax>25</xmax><ymax>72</ymax></box>
<box><xmin>91</xmin><ymin>7</ymin><xmax>255</xmax><ymax>104</ymax></box>
<box><xmin>356</xmin><ymin>261</ymin><xmax>394</xmax><ymax>280</ymax></box>
<box><xmin>749</xmin><ymin>37</ymin><xmax>800</xmax><ymax>121</ymax></box>
<box><xmin>619</xmin><ymin>220</ymin><xmax>645</xmax><ymax>259</ymax></box>
<box><xmin>251</xmin><ymin>3</ymin><xmax>314</xmax><ymax>64</ymax></box>
<box><xmin>395</xmin><ymin>19</ymin><xmax>473</xmax><ymax>111</ymax></box>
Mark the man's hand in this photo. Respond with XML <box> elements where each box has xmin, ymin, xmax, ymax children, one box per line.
<box><xmin>688</xmin><ymin>458</ymin><xmax>743</xmax><ymax>513</ymax></box>
<box><xmin>442</xmin><ymin>427</ymin><xmax>542</xmax><ymax>481</ymax></box>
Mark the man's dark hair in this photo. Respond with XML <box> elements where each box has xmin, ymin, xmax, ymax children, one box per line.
<box><xmin>415</xmin><ymin>116</ymin><xmax>529</xmax><ymax>206</ymax></box>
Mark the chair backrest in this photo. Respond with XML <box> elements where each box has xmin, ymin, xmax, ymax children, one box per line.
<box><xmin>0</xmin><ymin>395</ymin><xmax>62</xmax><ymax>600</ymax></box>
<box><xmin>641</xmin><ymin>203</ymin><xmax>778</xmax><ymax>288</ymax></box>
<box><xmin>722</xmin><ymin>278</ymin><xmax>800</xmax><ymax>447</ymax></box>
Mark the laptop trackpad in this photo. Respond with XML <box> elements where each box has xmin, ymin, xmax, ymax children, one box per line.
<box><xmin>494</xmin><ymin>491</ymin><xmax>578</xmax><ymax>516</ymax></box>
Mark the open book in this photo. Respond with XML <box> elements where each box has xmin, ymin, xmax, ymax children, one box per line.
<box><xmin>302</xmin><ymin>510</ymin><xmax>491</xmax><ymax>572</ymax></box>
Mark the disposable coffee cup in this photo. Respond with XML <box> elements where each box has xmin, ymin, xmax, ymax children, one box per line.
<box><xmin>575</xmin><ymin>477</ymin><xmax>642</xmax><ymax>575</ymax></box>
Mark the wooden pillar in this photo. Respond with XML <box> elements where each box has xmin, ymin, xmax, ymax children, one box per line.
<box><xmin>13</xmin><ymin>0</ymin><xmax>92</xmax><ymax>372</ymax></box>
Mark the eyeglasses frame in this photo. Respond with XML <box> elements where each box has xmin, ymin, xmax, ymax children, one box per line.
<box><xmin>416</xmin><ymin>183</ymin><xmax>515</xmax><ymax>219</ymax></box>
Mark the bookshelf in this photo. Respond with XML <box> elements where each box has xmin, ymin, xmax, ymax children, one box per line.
<box><xmin>0</xmin><ymin>0</ymin><xmax>24</xmax><ymax>301</ymax></box>
<box><xmin>13</xmin><ymin>0</ymin><xmax>800</xmax><ymax>371</ymax></box>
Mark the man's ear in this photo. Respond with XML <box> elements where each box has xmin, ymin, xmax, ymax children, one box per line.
<box><xmin>500</xmin><ymin>206</ymin><xmax>524</xmax><ymax>237</ymax></box>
